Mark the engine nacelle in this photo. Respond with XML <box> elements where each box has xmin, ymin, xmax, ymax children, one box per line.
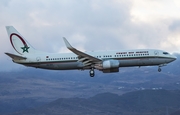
<box><xmin>102</xmin><ymin>60</ymin><xmax>119</xmax><ymax>69</ymax></box>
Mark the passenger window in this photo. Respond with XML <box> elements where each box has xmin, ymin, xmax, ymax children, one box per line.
<box><xmin>163</xmin><ymin>52</ymin><xmax>169</xmax><ymax>55</ymax></box>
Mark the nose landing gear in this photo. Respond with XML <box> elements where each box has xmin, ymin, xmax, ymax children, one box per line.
<box><xmin>89</xmin><ymin>68</ymin><xmax>95</xmax><ymax>77</ymax></box>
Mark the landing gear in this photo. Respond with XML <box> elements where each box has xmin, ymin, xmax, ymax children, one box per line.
<box><xmin>158</xmin><ymin>67</ymin><xmax>161</xmax><ymax>72</ymax></box>
<box><xmin>89</xmin><ymin>68</ymin><xmax>95</xmax><ymax>77</ymax></box>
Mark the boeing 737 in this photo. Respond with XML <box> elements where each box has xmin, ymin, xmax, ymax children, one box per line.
<box><xmin>5</xmin><ymin>26</ymin><xmax>176</xmax><ymax>77</ymax></box>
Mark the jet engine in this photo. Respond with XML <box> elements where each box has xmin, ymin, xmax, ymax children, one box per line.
<box><xmin>102</xmin><ymin>60</ymin><xmax>120</xmax><ymax>73</ymax></box>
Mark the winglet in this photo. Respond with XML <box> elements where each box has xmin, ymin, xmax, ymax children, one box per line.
<box><xmin>63</xmin><ymin>37</ymin><xmax>73</xmax><ymax>50</ymax></box>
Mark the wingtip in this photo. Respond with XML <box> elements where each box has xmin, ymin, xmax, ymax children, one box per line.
<box><xmin>63</xmin><ymin>37</ymin><xmax>73</xmax><ymax>49</ymax></box>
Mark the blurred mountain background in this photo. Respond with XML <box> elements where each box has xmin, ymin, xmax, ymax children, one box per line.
<box><xmin>0</xmin><ymin>54</ymin><xmax>180</xmax><ymax>115</ymax></box>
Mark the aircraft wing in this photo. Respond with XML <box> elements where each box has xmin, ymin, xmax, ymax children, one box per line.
<box><xmin>63</xmin><ymin>37</ymin><xmax>102</xmax><ymax>66</ymax></box>
<box><xmin>5</xmin><ymin>52</ymin><xmax>27</xmax><ymax>60</ymax></box>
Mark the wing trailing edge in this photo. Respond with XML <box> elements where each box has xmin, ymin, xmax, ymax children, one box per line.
<box><xmin>63</xmin><ymin>37</ymin><xmax>101</xmax><ymax>62</ymax></box>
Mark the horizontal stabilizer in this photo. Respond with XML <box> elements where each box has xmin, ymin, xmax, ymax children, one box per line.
<box><xmin>5</xmin><ymin>52</ymin><xmax>27</xmax><ymax>60</ymax></box>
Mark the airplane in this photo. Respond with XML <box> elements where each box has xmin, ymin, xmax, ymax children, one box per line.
<box><xmin>5</xmin><ymin>26</ymin><xmax>177</xmax><ymax>77</ymax></box>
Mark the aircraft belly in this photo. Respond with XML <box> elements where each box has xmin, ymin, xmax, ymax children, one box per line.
<box><xmin>119</xmin><ymin>58</ymin><xmax>168</xmax><ymax>67</ymax></box>
<box><xmin>33</xmin><ymin>62</ymin><xmax>83</xmax><ymax>70</ymax></box>
<box><xmin>119</xmin><ymin>59</ymin><xmax>141</xmax><ymax>67</ymax></box>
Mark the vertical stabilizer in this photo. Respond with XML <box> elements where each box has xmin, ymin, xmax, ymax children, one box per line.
<box><xmin>6</xmin><ymin>26</ymin><xmax>37</xmax><ymax>55</ymax></box>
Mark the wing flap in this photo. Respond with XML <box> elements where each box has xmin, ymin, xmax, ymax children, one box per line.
<box><xmin>5</xmin><ymin>52</ymin><xmax>27</xmax><ymax>60</ymax></box>
<box><xmin>63</xmin><ymin>37</ymin><xmax>101</xmax><ymax>63</ymax></box>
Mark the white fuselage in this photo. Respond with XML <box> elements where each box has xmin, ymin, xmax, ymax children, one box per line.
<box><xmin>5</xmin><ymin>26</ymin><xmax>177</xmax><ymax>77</ymax></box>
<box><xmin>13</xmin><ymin>49</ymin><xmax>176</xmax><ymax>71</ymax></box>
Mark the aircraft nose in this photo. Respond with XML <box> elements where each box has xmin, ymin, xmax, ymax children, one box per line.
<box><xmin>171</xmin><ymin>55</ymin><xmax>177</xmax><ymax>61</ymax></box>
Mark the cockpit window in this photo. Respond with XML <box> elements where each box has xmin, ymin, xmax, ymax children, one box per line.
<box><xmin>163</xmin><ymin>52</ymin><xmax>169</xmax><ymax>55</ymax></box>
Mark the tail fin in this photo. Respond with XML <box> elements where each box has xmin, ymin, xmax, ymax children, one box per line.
<box><xmin>6</xmin><ymin>26</ymin><xmax>37</xmax><ymax>55</ymax></box>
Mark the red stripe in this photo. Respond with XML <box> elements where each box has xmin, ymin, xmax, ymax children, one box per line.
<box><xmin>10</xmin><ymin>33</ymin><xmax>28</xmax><ymax>55</ymax></box>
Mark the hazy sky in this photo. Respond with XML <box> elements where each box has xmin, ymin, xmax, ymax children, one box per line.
<box><xmin>0</xmin><ymin>0</ymin><xmax>180</xmax><ymax>71</ymax></box>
